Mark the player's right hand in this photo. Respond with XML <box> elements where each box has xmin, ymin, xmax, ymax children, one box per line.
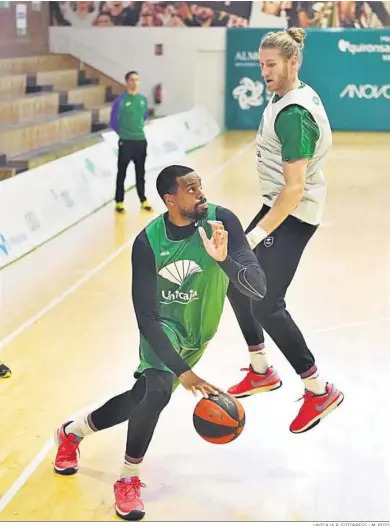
<box><xmin>178</xmin><ymin>370</ymin><xmax>220</xmax><ymax>398</ymax></box>
<box><xmin>199</xmin><ymin>221</ymin><xmax>228</xmax><ymax>262</ymax></box>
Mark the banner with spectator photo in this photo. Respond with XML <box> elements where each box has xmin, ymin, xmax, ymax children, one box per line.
<box><xmin>226</xmin><ymin>27</ymin><xmax>390</xmax><ymax>130</ymax></box>
<box><xmin>49</xmin><ymin>2</ymin><xmax>390</xmax><ymax>28</ymax></box>
<box><xmin>258</xmin><ymin>1</ymin><xmax>390</xmax><ymax>29</ymax></box>
<box><xmin>49</xmin><ymin>1</ymin><xmax>254</xmax><ymax>27</ymax></box>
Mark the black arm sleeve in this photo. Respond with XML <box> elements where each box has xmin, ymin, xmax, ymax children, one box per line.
<box><xmin>216</xmin><ymin>207</ymin><xmax>267</xmax><ymax>301</ymax></box>
<box><xmin>131</xmin><ymin>232</ymin><xmax>191</xmax><ymax>377</ymax></box>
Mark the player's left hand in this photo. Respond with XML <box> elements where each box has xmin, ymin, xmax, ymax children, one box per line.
<box><xmin>199</xmin><ymin>221</ymin><xmax>228</xmax><ymax>262</ymax></box>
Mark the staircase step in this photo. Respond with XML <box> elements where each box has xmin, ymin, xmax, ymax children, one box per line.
<box><xmin>26</xmin><ymin>84</ymin><xmax>53</xmax><ymax>93</ymax></box>
<box><xmin>59</xmin><ymin>102</ymin><xmax>85</xmax><ymax>113</ymax></box>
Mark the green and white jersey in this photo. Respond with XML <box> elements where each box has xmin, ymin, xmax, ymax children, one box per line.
<box><xmin>144</xmin><ymin>203</ymin><xmax>229</xmax><ymax>350</ymax></box>
<box><xmin>256</xmin><ymin>82</ymin><xmax>332</xmax><ymax>225</ymax></box>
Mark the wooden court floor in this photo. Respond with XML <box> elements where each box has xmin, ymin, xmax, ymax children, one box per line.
<box><xmin>1</xmin><ymin>131</ymin><xmax>389</xmax><ymax>521</ymax></box>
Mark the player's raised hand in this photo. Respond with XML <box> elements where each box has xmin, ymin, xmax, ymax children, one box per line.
<box><xmin>198</xmin><ymin>220</ymin><xmax>228</xmax><ymax>262</ymax></box>
<box><xmin>178</xmin><ymin>370</ymin><xmax>221</xmax><ymax>398</ymax></box>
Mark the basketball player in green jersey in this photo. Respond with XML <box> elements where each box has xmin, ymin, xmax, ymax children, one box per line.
<box><xmin>227</xmin><ymin>28</ymin><xmax>344</xmax><ymax>433</ymax></box>
<box><xmin>53</xmin><ymin>165</ymin><xmax>267</xmax><ymax>521</ymax></box>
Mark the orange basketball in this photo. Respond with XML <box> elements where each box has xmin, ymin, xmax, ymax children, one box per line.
<box><xmin>193</xmin><ymin>392</ymin><xmax>245</xmax><ymax>444</ymax></box>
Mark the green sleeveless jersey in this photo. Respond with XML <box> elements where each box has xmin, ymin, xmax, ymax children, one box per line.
<box><xmin>144</xmin><ymin>203</ymin><xmax>229</xmax><ymax>350</ymax></box>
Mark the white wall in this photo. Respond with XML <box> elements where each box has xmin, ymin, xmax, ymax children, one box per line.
<box><xmin>50</xmin><ymin>27</ymin><xmax>226</xmax><ymax>128</ymax></box>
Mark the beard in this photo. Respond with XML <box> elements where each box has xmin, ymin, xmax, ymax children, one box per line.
<box><xmin>184</xmin><ymin>207</ymin><xmax>208</xmax><ymax>221</ymax></box>
<box><xmin>268</xmin><ymin>64</ymin><xmax>290</xmax><ymax>93</ymax></box>
<box><xmin>183</xmin><ymin>201</ymin><xmax>208</xmax><ymax>222</ymax></box>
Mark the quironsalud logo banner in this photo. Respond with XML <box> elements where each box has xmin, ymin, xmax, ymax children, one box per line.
<box><xmin>226</xmin><ymin>28</ymin><xmax>390</xmax><ymax>131</ymax></box>
<box><xmin>225</xmin><ymin>28</ymin><xmax>272</xmax><ymax>130</ymax></box>
<box><xmin>301</xmin><ymin>29</ymin><xmax>390</xmax><ymax>131</ymax></box>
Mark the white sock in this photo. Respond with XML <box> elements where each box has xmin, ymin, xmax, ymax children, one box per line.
<box><xmin>120</xmin><ymin>459</ymin><xmax>141</xmax><ymax>480</ymax></box>
<box><xmin>65</xmin><ymin>415</ymin><xmax>95</xmax><ymax>438</ymax></box>
<box><xmin>249</xmin><ymin>344</ymin><xmax>270</xmax><ymax>374</ymax></box>
<box><xmin>302</xmin><ymin>373</ymin><xmax>327</xmax><ymax>395</ymax></box>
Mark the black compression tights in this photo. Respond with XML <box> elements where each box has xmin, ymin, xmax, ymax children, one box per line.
<box><xmin>89</xmin><ymin>369</ymin><xmax>174</xmax><ymax>460</ymax></box>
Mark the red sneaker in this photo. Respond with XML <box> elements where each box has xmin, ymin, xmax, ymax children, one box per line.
<box><xmin>54</xmin><ymin>422</ymin><xmax>83</xmax><ymax>475</ymax></box>
<box><xmin>114</xmin><ymin>477</ymin><xmax>146</xmax><ymax>521</ymax></box>
<box><xmin>227</xmin><ymin>366</ymin><xmax>282</xmax><ymax>398</ymax></box>
<box><xmin>290</xmin><ymin>383</ymin><xmax>344</xmax><ymax>434</ymax></box>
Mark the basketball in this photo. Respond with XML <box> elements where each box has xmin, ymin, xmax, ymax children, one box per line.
<box><xmin>193</xmin><ymin>392</ymin><xmax>245</xmax><ymax>444</ymax></box>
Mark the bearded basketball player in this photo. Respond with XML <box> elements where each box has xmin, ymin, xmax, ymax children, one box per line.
<box><xmin>53</xmin><ymin>165</ymin><xmax>267</xmax><ymax>521</ymax></box>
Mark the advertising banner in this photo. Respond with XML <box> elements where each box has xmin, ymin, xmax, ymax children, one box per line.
<box><xmin>225</xmin><ymin>28</ymin><xmax>271</xmax><ymax>130</ymax></box>
<box><xmin>225</xmin><ymin>28</ymin><xmax>390</xmax><ymax>131</ymax></box>
<box><xmin>0</xmin><ymin>106</ymin><xmax>219</xmax><ymax>269</ymax></box>
<box><xmin>303</xmin><ymin>29</ymin><xmax>390</xmax><ymax>131</ymax></box>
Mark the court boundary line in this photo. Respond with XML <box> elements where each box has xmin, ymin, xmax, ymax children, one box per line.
<box><xmin>0</xmin><ymin>139</ymin><xmax>255</xmax><ymax>353</ymax></box>
<box><xmin>1</xmin><ymin>316</ymin><xmax>389</xmax><ymax>515</ymax></box>
<box><xmin>0</xmin><ymin>392</ymin><xmax>121</xmax><ymax>514</ymax></box>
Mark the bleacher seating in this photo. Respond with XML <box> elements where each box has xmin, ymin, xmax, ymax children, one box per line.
<box><xmin>0</xmin><ymin>54</ymin><xmax>122</xmax><ymax>181</ymax></box>
<box><xmin>0</xmin><ymin>55</ymin><xmax>78</xmax><ymax>75</ymax></box>
<box><xmin>0</xmin><ymin>92</ymin><xmax>60</xmax><ymax>125</ymax></box>
<box><xmin>0</xmin><ymin>74</ymin><xmax>27</xmax><ymax>97</ymax></box>
<box><xmin>64</xmin><ymin>85</ymin><xmax>107</xmax><ymax>109</ymax></box>
<box><xmin>36</xmin><ymin>69</ymin><xmax>79</xmax><ymax>91</ymax></box>
<box><xmin>92</xmin><ymin>103</ymin><xmax>112</xmax><ymax>127</ymax></box>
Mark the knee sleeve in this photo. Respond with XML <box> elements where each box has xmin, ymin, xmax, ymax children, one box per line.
<box><xmin>143</xmin><ymin>369</ymin><xmax>174</xmax><ymax>412</ymax></box>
